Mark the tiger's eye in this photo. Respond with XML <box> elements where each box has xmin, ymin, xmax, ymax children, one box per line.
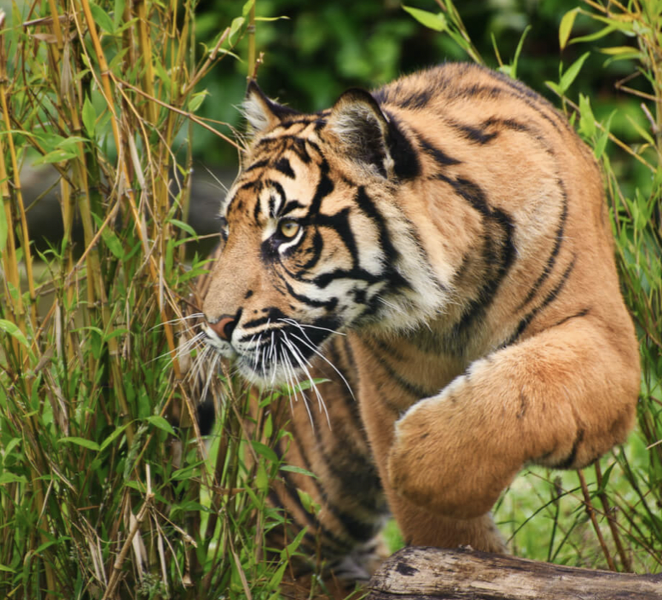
<box><xmin>279</xmin><ymin>220</ymin><xmax>300</xmax><ymax>238</ymax></box>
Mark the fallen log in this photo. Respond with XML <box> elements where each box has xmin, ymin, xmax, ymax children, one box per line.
<box><xmin>367</xmin><ymin>546</ymin><xmax>662</xmax><ymax>599</ymax></box>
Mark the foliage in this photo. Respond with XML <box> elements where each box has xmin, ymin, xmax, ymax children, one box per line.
<box><xmin>0</xmin><ymin>0</ymin><xmax>298</xmax><ymax>598</ymax></box>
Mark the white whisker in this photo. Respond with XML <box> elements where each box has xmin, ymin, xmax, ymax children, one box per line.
<box><xmin>148</xmin><ymin>313</ymin><xmax>205</xmax><ymax>332</ymax></box>
<box><xmin>279</xmin><ymin>317</ymin><xmax>345</xmax><ymax>337</ymax></box>
<box><xmin>282</xmin><ymin>331</ymin><xmax>330</xmax><ymax>429</ymax></box>
<box><xmin>288</xmin><ymin>331</ymin><xmax>355</xmax><ymax>402</ymax></box>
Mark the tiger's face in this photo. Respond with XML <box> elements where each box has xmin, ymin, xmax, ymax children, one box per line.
<box><xmin>202</xmin><ymin>83</ymin><xmax>444</xmax><ymax>385</ymax></box>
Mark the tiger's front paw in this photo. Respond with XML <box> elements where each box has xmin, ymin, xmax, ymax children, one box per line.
<box><xmin>387</xmin><ymin>396</ymin><xmax>516</xmax><ymax>519</ymax></box>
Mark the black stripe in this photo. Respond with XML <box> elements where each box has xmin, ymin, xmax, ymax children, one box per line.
<box><xmin>552</xmin><ymin>308</ymin><xmax>590</xmax><ymax>329</ymax></box>
<box><xmin>384</xmin><ymin>113</ymin><xmax>421</xmax><ymax>180</ymax></box>
<box><xmin>244</xmin><ymin>158</ymin><xmax>269</xmax><ymax>172</ymax></box>
<box><xmin>267</xmin><ymin>469</ymin><xmax>354</xmax><ymax>553</ymax></box>
<box><xmin>507</xmin><ymin>257</ymin><xmax>577</xmax><ymax>345</ymax></box>
<box><xmin>397</xmin><ymin>88</ymin><xmax>433</xmax><ymax>110</ymax></box>
<box><xmin>252</xmin><ymin>190</ymin><xmax>262</xmax><ymax>224</ymax></box>
<box><xmin>491</xmin><ymin>70</ymin><xmax>570</xmax><ymax>133</ymax></box>
<box><xmin>313</xmin><ymin>267</ymin><xmax>381</xmax><ymax>289</ymax></box>
<box><xmin>283</xmin><ymin>395</ymin><xmax>383</xmax><ymax>546</ymax></box>
<box><xmin>299</xmin><ymin>229</ymin><xmax>324</xmax><ymax>270</ymax></box>
<box><xmin>255</xmin><ymin>136</ymin><xmax>312</xmax><ymax>164</ymax></box>
<box><xmin>438</xmin><ymin>175</ymin><xmax>515</xmax><ymax>337</ymax></box>
<box><xmin>362</xmin><ymin>338</ymin><xmax>433</xmax><ymax>400</ymax></box>
<box><xmin>453</xmin><ymin>84</ymin><xmax>504</xmax><ymax>101</ymax></box>
<box><xmin>283</xmin><ymin>276</ymin><xmax>338</xmax><ymax>311</ymax></box>
<box><xmin>554</xmin><ymin>428</ymin><xmax>585</xmax><ymax>469</ymax></box>
<box><xmin>354</xmin><ymin>186</ymin><xmax>410</xmax><ymax>291</ymax></box>
<box><xmin>274</xmin><ymin>157</ymin><xmax>295</xmax><ymax>178</ymax></box>
<box><xmin>241</xmin><ymin>307</ymin><xmax>288</xmax><ymax>334</ymax></box>
<box><xmin>316</xmin><ymin>208</ymin><xmax>358</xmax><ymax>268</ymax></box>
<box><xmin>481</xmin><ymin>117</ymin><xmax>533</xmax><ymax>134</ymax></box>
<box><xmin>416</xmin><ymin>132</ymin><xmax>461</xmax><ymax>168</ymax></box>
<box><xmin>449</xmin><ymin>119</ymin><xmax>498</xmax><ymax>144</ymax></box>
<box><xmin>518</xmin><ymin>181</ymin><xmax>569</xmax><ymax>310</ymax></box>
<box><xmin>280</xmin><ymin>199</ymin><xmax>305</xmax><ymax>217</ymax></box>
<box><xmin>308</xmin><ymin>161</ymin><xmax>333</xmax><ymax>216</ymax></box>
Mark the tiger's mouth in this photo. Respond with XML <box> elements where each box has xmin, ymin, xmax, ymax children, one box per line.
<box><xmin>203</xmin><ymin>317</ymin><xmax>340</xmax><ymax>387</ymax></box>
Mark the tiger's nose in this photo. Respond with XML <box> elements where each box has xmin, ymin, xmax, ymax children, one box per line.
<box><xmin>208</xmin><ymin>315</ymin><xmax>237</xmax><ymax>341</ymax></box>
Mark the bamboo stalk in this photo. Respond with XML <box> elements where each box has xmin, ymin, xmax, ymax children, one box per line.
<box><xmin>594</xmin><ymin>463</ymin><xmax>633</xmax><ymax>572</ymax></box>
<box><xmin>73</xmin><ymin>2</ymin><xmax>184</xmax><ymax>383</ymax></box>
<box><xmin>577</xmin><ymin>470</ymin><xmax>617</xmax><ymax>571</ymax></box>
<box><xmin>247</xmin><ymin>2</ymin><xmax>256</xmax><ymax>79</ymax></box>
<box><xmin>0</xmin><ymin>11</ymin><xmax>29</xmax><ymax>342</ymax></box>
<box><xmin>135</xmin><ymin>0</ymin><xmax>158</xmax><ymax>126</ymax></box>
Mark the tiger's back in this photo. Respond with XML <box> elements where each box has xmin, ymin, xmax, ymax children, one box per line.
<box><xmin>200</xmin><ymin>63</ymin><xmax>640</xmax><ymax>591</ymax></box>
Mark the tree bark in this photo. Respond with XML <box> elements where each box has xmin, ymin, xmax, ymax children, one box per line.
<box><xmin>367</xmin><ymin>546</ymin><xmax>662</xmax><ymax>599</ymax></box>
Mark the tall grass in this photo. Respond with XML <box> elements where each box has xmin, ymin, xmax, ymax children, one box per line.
<box><xmin>0</xmin><ymin>0</ymin><xmax>296</xmax><ymax>598</ymax></box>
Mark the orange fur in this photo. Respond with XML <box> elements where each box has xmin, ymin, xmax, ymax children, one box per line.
<box><xmin>201</xmin><ymin>63</ymin><xmax>640</xmax><ymax>578</ymax></box>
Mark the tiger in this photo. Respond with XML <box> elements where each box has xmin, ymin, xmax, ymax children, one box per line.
<box><xmin>199</xmin><ymin>62</ymin><xmax>640</xmax><ymax>592</ymax></box>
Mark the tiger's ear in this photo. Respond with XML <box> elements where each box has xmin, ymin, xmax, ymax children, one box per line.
<box><xmin>242</xmin><ymin>80</ymin><xmax>299</xmax><ymax>135</ymax></box>
<box><xmin>326</xmin><ymin>89</ymin><xmax>394</xmax><ymax>178</ymax></box>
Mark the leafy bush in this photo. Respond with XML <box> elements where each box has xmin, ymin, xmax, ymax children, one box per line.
<box><xmin>0</xmin><ymin>1</ymin><xmax>292</xmax><ymax>597</ymax></box>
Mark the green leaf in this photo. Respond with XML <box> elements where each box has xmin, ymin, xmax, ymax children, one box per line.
<box><xmin>188</xmin><ymin>91</ymin><xmax>208</xmax><ymax>113</ymax></box>
<box><xmin>0</xmin><ymin>320</ymin><xmax>29</xmax><ymax>347</ymax></box>
<box><xmin>58</xmin><ymin>136</ymin><xmax>88</xmax><ymax>149</ymax></box>
<box><xmin>100</xmin><ymin>424</ymin><xmax>129</xmax><ymax>452</ymax></box>
<box><xmin>0</xmin><ymin>564</ymin><xmax>15</xmax><ymax>573</ymax></box>
<box><xmin>251</xmin><ymin>440</ymin><xmax>278</xmax><ymax>463</ymax></box>
<box><xmin>280</xmin><ymin>465</ymin><xmax>316</xmax><ymax>478</ymax></box>
<box><xmin>255</xmin><ymin>463</ymin><xmax>269</xmax><ymax>493</ymax></box>
<box><xmin>93</xmin><ymin>214</ymin><xmax>124</xmax><ymax>260</ymax></box>
<box><xmin>146</xmin><ymin>415</ymin><xmax>176</xmax><ymax>436</ymax></box>
<box><xmin>0</xmin><ymin>473</ymin><xmax>28</xmax><ymax>485</ymax></box>
<box><xmin>113</xmin><ymin>0</ymin><xmax>126</xmax><ymax>29</ymax></box>
<box><xmin>578</xmin><ymin>94</ymin><xmax>596</xmax><ymax>138</ymax></box>
<box><xmin>58</xmin><ymin>437</ymin><xmax>101</xmax><ymax>451</ymax></box>
<box><xmin>559</xmin><ymin>52</ymin><xmax>590</xmax><ymax>94</ymax></box>
<box><xmin>89</xmin><ymin>3</ymin><xmax>115</xmax><ymax>33</ymax></box>
<box><xmin>509</xmin><ymin>25</ymin><xmax>531</xmax><ymax>79</ymax></box>
<box><xmin>569</xmin><ymin>24</ymin><xmax>618</xmax><ymax>45</ymax></box>
<box><xmin>545</xmin><ymin>80</ymin><xmax>562</xmax><ymax>96</ymax></box>
<box><xmin>104</xmin><ymin>328</ymin><xmax>129</xmax><ymax>342</ymax></box>
<box><xmin>625</xmin><ymin>114</ymin><xmax>655</xmax><ymax>146</ymax></box>
<box><xmin>169</xmin><ymin>218</ymin><xmax>198</xmax><ymax>238</ymax></box>
<box><xmin>254</xmin><ymin>16</ymin><xmax>290</xmax><ymax>22</ymax></box>
<box><xmin>599</xmin><ymin>45</ymin><xmax>639</xmax><ymax>55</ymax></box>
<box><xmin>402</xmin><ymin>6</ymin><xmax>447</xmax><ymax>32</ymax></box>
<box><xmin>297</xmin><ymin>488</ymin><xmax>314</xmax><ymax>514</ymax></box>
<box><xmin>82</xmin><ymin>95</ymin><xmax>96</xmax><ymax>138</ymax></box>
<box><xmin>593</xmin><ymin>111</ymin><xmax>615</xmax><ymax>160</ymax></box>
<box><xmin>559</xmin><ymin>8</ymin><xmax>579</xmax><ymax>50</ymax></box>
<box><xmin>281</xmin><ymin>525</ymin><xmax>307</xmax><ymax>559</ymax></box>
<box><xmin>33</xmin><ymin>148</ymin><xmax>79</xmax><ymax>165</ymax></box>
<box><xmin>153</xmin><ymin>56</ymin><xmax>171</xmax><ymax>88</ymax></box>
<box><xmin>241</xmin><ymin>0</ymin><xmax>255</xmax><ymax>17</ymax></box>
<box><xmin>228</xmin><ymin>16</ymin><xmax>245</xmax><ymax>43</ymax></box>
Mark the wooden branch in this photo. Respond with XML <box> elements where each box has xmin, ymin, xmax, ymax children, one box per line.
<box><xmin>367</xmin><ymin>546</ymin><xmax>662</xmax><ymax>600</ymax></box>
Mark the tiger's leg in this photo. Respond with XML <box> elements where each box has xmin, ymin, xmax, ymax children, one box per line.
<box><xmin>386</xmin><ymin>314</ymin><xmax>639</xmax><ymax>539</ymax></box>
<box><xmin>266</xmin><ymin>339</ymin><xmax>390</xmax><ymax>590</ymax></box>
<box><xmin>357</xmin><ymin>372</ymin><xmax>508</xmax><ymax>553</ymax></box>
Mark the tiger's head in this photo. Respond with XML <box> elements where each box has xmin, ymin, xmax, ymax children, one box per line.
<box><xmin>202</xmin><ymin>82</ymin><xmax>445</xmax><ymax>385</ymax></box>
